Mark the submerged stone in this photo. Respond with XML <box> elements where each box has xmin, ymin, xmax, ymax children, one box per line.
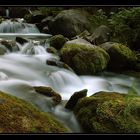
<box><xmin>33</xmin><ymin>86</ymin><xmax>62</xmax><ymax>105</ymax></box>
<box><xmin>65</xmin><ymin>89</ymin><xmax>87</xmax><ymax>110</ymax></box>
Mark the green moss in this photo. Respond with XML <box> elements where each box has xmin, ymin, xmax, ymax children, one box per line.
<box><xmin>46</xmin><ymin>47</ymin><xmax>58</xmax><ymax>54</ymax></box>
<box><xmin>0</xmin><ymin>91</ymin><xmax>68</xmax><ymax>133</ymax></box>
<box><xmin>101</xmin><ymin>42</ymin><xmax>137</xmax><ymax>71</ymax></box>
<box><xmin>109</xmin><ymin>43</ymin><xmax>136</xmax><ymax>63</ymax></box>
<box><xmin>74</xmin><ymin>91</ymin><xmax>140</xmax><ymax>133</ymax></box>
<box><xmin>109</xmin><ymin>7</ymin><xmax>140</xmax><ymax>50</ymax></box>
<box><xmin>60</xmin><ymin>43</ymin><xmax>110</xmax><ymax>75</ymax></box>
<box><xmin>73</xmin><ymin>48</ymin><xmax>109</xmax><ymax>74</ymax></box>
<box><xmin>61</xmin><ymin>43</ymin><xmax>92</xmax><ymax>67</ymax></box>
<box><xmin>50</xmin><ymin>35</ymin><xmax>67</xmax><ymax>50</ymax></box>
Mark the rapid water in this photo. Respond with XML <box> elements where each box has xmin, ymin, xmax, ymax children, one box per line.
<box><xmin>0</xmin><ymin>18</ymin><xmax>139</xmax><ymax>133</ymax></box>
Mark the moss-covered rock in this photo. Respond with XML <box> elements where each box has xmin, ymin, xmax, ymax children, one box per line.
<box><xmin>33</xmin><ymin>86</ymin><xmax>62</xmax><ymax>105</ymax></box>
<box><xmin>0</xmin><ymin>91</ymin><xmax>68</xmax><ymax>133</ymax></box>
<box><xmin>60</xmin><ymin>43</ymin><xmax>110</xmax><ymax>75</ymax></box>
<box><xmin>46</xmin><ymin>47</ymin><xmax>58</xmax><ymax>54</ymax></box>
<box><xmin>49</xmin><ymin>34</ymin><xmax>67</xmax><ymax>50</ymax></box>
<box><xmin>100</xmin><ymin>42</ymin><xmax>137</xmax><ymax>71</ymax></box>
<box><xmin>74</xmin><ymin>91</ymin><xmax>140</xmax><ymax>133</ymax></box>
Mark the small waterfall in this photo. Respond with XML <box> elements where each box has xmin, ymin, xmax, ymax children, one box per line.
<box><xmin>0</xmin><ymin>19</ymin><xmax>52</xmax><ymax>40</ymax></box>
<box><xmin>20</xmin><ymin>41</ymin><xmax>47</xmax><ymax>55</ymax></box>
<box><xmin>0</xmin><ymin>19</ymin><xmax>40</xmax><ymax>33</ymax></box>
<box><xmin>0</xmin><ymin>47</ymin><xmax>139</xmax><ymax>132</ymax></box>
<box><xmin>5</xmin><ymin>8</ymin><xmax>10</xmax><ymax>18</ymax></box>
<box><xmin>19</xmin><ymin>41</ymin><xmax>60</xmax><ymax>63</ymax></box>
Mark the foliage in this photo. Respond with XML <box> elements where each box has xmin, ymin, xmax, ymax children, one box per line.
<box><xmin>88</xmin><ymin>9</ymin><xmax>109</xmax><ymax>30</ymax></box>
<box><xmin>37</xmin><ymin>7</ymin><xmax>64</xmax><ymax>16</ymax></box>
<box><xmin>109</xmin><ymin>7</ymin><xmax>140</xmax><ymax>49</ymax></box>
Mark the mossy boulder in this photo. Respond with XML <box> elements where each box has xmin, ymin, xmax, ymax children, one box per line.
<box><xmin>33</xmin><ymin>86</ymin><xmax>62</xmax><ymax>105</ymax></box>
<box><xmin>60</xmin><ymin>43</ymin><xmax>110</xmax><ymax>75</ymax></box>
<box><xmin>49</xmin><ymin>34</ymin><xmax>67</xmax><ymax>50</ymax></box>
<box><xmin>0</xmin><ymin>91</ymin><xmax>68</xmax><ymax>133</ymax></box>
<box><xmin>100</xmin><ymin>42</ymin><xmax>137</xmax><ymax>71</ymax></box>
<box><xmin>74</xmin><ymin>91</ymin><xmax>140</xmax><ymax>133</ymax></box>
<box><xmin>48</xmin><ymin>9</ymin><xmax>91</xmax><ymax>38</ymax></box>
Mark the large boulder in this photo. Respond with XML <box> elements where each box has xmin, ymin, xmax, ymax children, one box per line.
<box><xmin>86</xmin><ymin>25</ymin><xmax>112</xmax><ymax>45</ymax></box>
<box><xmin>0</xmin><ymin>91</ymin><xmax>68</xmax><ymax>133</ymax></box>
<box><xmin>48</xmin><ymin>9</ymin><xmax>91</xmax><ymax>38</ymax></box>
<box><xmin>74</xmin><ymin>91</ymin><xmax>140</xmax><ymax>133</ymax></box>
<box><xmin>60</xmin><ymin>42</ymin><xmax>110</xmax><ymax>75</ymax></box>
<box><xmin>100</xmin><ymin>42</ymin><xmax>137</xmax><ymax>71</ymax></box>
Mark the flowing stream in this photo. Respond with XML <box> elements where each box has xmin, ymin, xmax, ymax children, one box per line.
<box><xmin>0</xmin><ymin>19</ymin><xmax>139</xmax><ymax>133</ymax></box>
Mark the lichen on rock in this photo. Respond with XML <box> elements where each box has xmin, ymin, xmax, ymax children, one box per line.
<box><xmin>0</xmin><ymin>91</ymin><xmax>68</xmax><ymax>133</ymax></box>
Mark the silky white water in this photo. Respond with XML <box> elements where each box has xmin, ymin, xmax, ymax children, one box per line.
<box><xmin>0</xmin><ymin>19</ymin><xmax>139</xmax><ymax>132</ymax></box>
<box><xmin>0</xmin><ymin>49</ymin><xmax>138</xmax><ymax>132</ymax></box>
